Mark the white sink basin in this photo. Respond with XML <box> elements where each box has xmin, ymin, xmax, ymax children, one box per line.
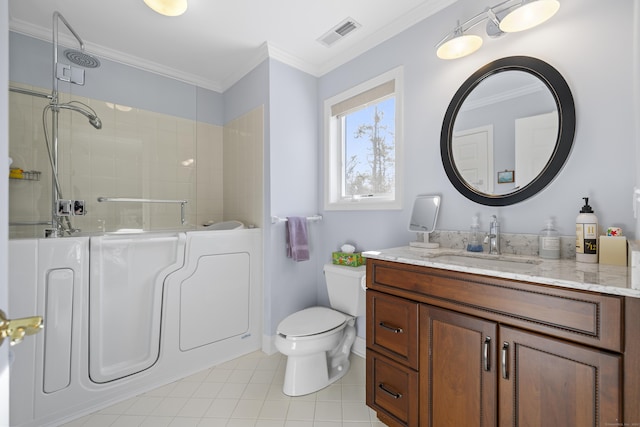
<box><xmin>427</xmin><ymin>253</ymin><xmax>542</xmax><ymax>272</ymax></box>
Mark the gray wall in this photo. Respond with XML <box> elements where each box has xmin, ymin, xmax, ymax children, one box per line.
<box><xmin>266</xmin><ymin>59</ymin><xmax>320</xmax><ymax>335</ymax></box>
<box><xmin>317</xmin><ymin>0</ymin><xmax>637</xmax><ymax>274</ymax></box>
<box><xmin>223</xmin><ymin>60</ymin><xmax>269</xmax><ymax>125</ymax></box>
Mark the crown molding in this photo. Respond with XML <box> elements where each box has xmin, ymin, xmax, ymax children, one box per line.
<box><xmin>9</xmin><ymin>0</ymin><xmax>457</xmax><ymax>93</ymax></box>
<box><xmin>9</xmin><ymin>16</ymin><xmax>224</xmax><ymax>92</ymax></box>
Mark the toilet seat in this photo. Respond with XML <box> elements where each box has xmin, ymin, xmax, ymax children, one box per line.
<box><xmin>277</xmin><ymin>307</ymin><xmax>346</xmax><ymax>338</ymax></box>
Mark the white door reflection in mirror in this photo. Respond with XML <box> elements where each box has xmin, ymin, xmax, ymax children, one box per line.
<box><xmin>453</xmin><ymin>125</ymin><xmax>494</xmax><ymax>194</ymax></box>
<box><xmin>452</xmin><ymin>70</ymin><xmax>556</xmax><ymax>196</ymax></box>
<box><xmin>515</xmin><ymin>111</ymin><xmax>558</xmax><ymax>188</ymax></box>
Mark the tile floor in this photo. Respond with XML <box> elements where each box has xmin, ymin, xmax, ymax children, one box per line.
<box><xmin>62</xmin><ymin>351</ymin><xmax>386</xmax><ymax>427</ymax></box>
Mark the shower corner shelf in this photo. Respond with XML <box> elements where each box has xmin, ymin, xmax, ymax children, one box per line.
<box><xmin>9</xmin><ymin>170</ymin><xmax>42</xmax><ymax>181</ymax></box>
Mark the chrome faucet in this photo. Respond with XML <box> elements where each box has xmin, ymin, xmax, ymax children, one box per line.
<box><xmin>485</xmin><ymin>215</ymin><xmax>500</xmax><ymax>255</ymax></box>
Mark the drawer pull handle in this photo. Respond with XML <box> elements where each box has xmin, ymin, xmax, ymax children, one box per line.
<box><xmin>379</xmin><ymin>322</ymin><xmax>403</xmax><ymax>334</ymax></box>
<box><xmin>378</xmin><ymin>383</ymin><xmax>402</xmax><ymax>399</ymax></box>
<box><xmin>483</xmin><ymin>336</ymin><xmax>491</xmax><ymax>372</ymax></box>
<box><xmin>502</xmin><ymin>342</ymin><xmax>509</xmax><ymax>380</ymax></box>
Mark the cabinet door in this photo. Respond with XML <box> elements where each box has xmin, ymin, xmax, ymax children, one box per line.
<box><xmin>499</xmin><ymin>326</ymin><xmax>622</xmax><ymax>427</ymax></box>
<box><xmin>420</xmin><ymin>305</ymin><xmax>497</xmax><ymax>427</ymax></box>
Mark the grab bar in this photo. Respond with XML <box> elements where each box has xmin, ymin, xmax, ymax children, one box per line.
<box><xmin>270</xmin><ymin>215</ymin><xmax>323</xmax><ymax>224</ymax></box>
<box><xmin>9</xmin><ymin>86</ymin><xmax>52</xmax><ymax>99</ymax></box>
<box><xmin>9</xmin><ymin>221</ymin><xmax>54</xmax><ymax>226</ymax></box>
<box><xmin>97</xmin><ymin>197</ymin><xmax>188</xmax><ymax>225</ymax></box>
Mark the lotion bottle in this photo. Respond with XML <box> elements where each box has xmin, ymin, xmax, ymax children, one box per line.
<box><xmin>539</xmin><ymin>218</ymin><xmax>560</xmax><ymax>259</ymax></box>
<box><xmin>576</xmin><ymin>197</ymin><xmax>598</xmax><ymax>263</ymax></box>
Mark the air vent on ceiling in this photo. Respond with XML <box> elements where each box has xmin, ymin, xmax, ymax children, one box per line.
<box><xmin>317</xmin><ymin>18</ymin><xmax>361</xmax><ymax>47</ymax></box>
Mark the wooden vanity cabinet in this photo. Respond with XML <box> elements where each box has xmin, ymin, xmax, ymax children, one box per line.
<box><xmin>365</xmin><ymin>258</ymin><xmax>639</xmax><ymax>427</ymax></box>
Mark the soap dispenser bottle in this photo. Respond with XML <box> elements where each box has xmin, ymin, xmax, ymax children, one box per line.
<box><xmin>576</xmin><ymin>197</ymin><xmax>598</xmax><ymax>263</ymax></box>
<box><xmin>467</xmin><ymin>216</ymin><xmax>483</xmax><ymax>252</ymax></box>
<box><xmin>539</xmin><ymin>218</ymin><xmax>560</xmax><ymax>259</ymax></box>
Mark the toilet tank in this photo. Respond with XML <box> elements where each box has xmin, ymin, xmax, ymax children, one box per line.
<box><xmin>323</xmin><ymin>264</ymin><xmax>366</xmax><ymax>316</ymax></box>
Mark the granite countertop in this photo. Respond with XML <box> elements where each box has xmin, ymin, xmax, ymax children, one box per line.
<box><xmin>363</xmin><ymin>243</ymin><xmax>640</xmax><ymax>298</ymax></box>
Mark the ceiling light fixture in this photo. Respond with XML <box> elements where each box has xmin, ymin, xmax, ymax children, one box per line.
<box><xmin>143</xmin><ymin>0</ymin><xmax>188</xmax><ymax>17</ymax></box>
<box><xmin>436</xmin><ymin>0</ymin><xmax>560</xmax><ymax>60</ymax></box>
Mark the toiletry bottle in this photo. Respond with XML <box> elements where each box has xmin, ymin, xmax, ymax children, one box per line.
<box><xmin>539</xmin><ymin>218</ymin><xmax>560</xmax><ymax>259</ymax></box>
<box><xmin>467</xmin><ymin>216</ymin><xmax>483</xmax><ymax>252</ymax></box>
<box><xmin>576</xmin><ymin>197</ymin><xmax>598</xmax><ymax>263</ymax></box>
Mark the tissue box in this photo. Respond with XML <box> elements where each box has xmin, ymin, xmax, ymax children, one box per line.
<box><xmin>332</xmin><ymin>251</ymin><xmax>365</xmax><ymax>267</ymax></box>
<box><xmin>599</xmin><ymin>236</ymin><xmax>627</xmax><ymax>266</ymax></box>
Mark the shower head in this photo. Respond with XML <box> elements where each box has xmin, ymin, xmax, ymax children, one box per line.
<box><xmin>54</xmin><ymin>101</ymin><xmax>103</xmax><ymax>129</ymax></box>
<box><xmin>64</xmin><ymin>49</ymin><xmax>101</xmax><ymax>69</ymax></box>
<box><xmin>52</xmin><ymin>12</ymin><xmax>100</xmax><ymax>91</ymax></box>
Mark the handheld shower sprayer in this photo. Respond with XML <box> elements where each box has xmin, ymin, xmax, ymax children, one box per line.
<box><xmin>42</xmin><ymin>100</ymin><xmax>102</xmax><ymax>219</ymax></box>
<box><xmin>54</xmin><ymin>101</ymin><xmax>103</xmax><ymax>129</ymax></box>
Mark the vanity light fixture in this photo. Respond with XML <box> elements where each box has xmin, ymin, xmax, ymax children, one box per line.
<box><xmin>436</xmin><ymin>0</ymin><xmax>560</xmax><ymax>60</ymax></box>
<box><xmin>499</xmin><ymin>0</ymin><xmax>560</xmax><ymax>32</ymax></box>
<box><xmin>143</xmin><ymin>0</ymin><xmax>188</xmax><ymax>17</ymax></box>
<box><xmin>436</xmin><ymin>23</ymin><xmax>484</xmax><ymax>60</ymax></box>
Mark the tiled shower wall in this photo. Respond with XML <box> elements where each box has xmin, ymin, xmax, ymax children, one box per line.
<box><xmin>8</xmin><ymin>83</ymin><xmax>263</xmax><ymax>238</ymax></box>
<box><xmin>223</xmin><ymin>106</ymin><xmax>264</xmax><ymax>229</ymax></box>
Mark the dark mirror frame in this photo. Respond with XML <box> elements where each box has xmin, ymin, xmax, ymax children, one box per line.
<box><xmin>440</xmin><ymin>56</ymin><xmax>576</xmax><ymax>206</ymax></box>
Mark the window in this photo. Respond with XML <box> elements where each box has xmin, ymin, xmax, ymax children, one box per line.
<box><xmin>324</xmin><ymin>67</ymin><xmax>403</xmax><ymax>210</ymax></box>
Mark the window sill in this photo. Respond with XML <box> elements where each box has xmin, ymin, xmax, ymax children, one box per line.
<box><xmin>324</xmin><ymin>198</ymin><xmax>402</xmax><ymax>211</ymax></box>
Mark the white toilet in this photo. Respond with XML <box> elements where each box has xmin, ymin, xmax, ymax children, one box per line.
<box><xmin>275</xmin><ymin>263</ymin><xmax>366</xmax><ymax>396</ymax></box>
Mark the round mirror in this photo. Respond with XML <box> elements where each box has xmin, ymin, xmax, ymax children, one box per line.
<box><xmin>441</xmin><ymin>56</ymin><xmax>575</xmax><ymax>206</ymax></box>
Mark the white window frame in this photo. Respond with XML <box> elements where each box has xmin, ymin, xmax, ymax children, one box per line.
<box><xmin>324</xmin><ymin>67</ymin><xmax>403</xmax><ymax>211</ymax></box>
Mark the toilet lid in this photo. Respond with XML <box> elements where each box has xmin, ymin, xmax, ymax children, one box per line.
<box><xmin>277</xmin><ymin>307</ymin><xmax>347</xmax><ymax>337</ymax></box>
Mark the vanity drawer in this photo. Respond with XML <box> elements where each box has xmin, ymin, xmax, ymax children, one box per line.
<box><xmin>367</xmin><ymin>259</ymin><xmax>623</xmax><ymax>352</ymax></box>
<box><xmin>366</xmin><ymin>290</ymin><xmax>419</xmax><ymax>368</ymax></box>
<box><xmin>367</xmin><ymin>350</ymin><xmax>418</xmax><ymax>427</ymax></box>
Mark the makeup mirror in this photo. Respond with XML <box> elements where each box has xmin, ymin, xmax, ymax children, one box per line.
<box><xmin>408</xmin><ymin>194</ymin><xmax>441</xmax><ymax>248</ymax></box>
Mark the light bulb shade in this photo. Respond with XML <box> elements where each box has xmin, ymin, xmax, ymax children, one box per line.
<box><xmin>143</xmin><ymin>0</ymin><xmax>188</xmax><ymax>16</ymax></box>
<box><xmin>499</xmin><ymin>0</ymin><xmax>559</xmax><ymax>33</ymax></box>
<box><xmin>437</xmin><ymin>34</ymin><xmax>483</xmax><ymax>60</ymax></box>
